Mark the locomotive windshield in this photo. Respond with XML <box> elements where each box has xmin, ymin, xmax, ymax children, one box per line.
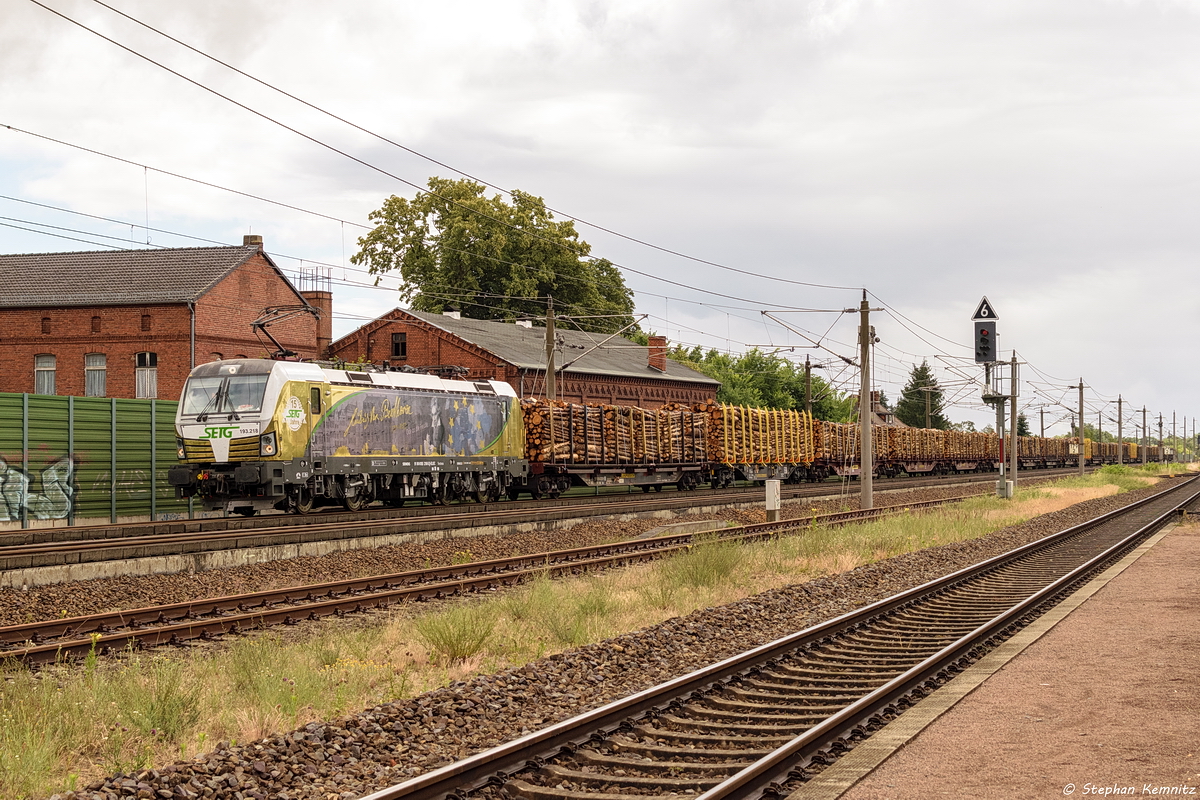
<box><xmin>182</xmin><ymin>374</ymin><xmax>270</xmax><ymax>417</ymax></box>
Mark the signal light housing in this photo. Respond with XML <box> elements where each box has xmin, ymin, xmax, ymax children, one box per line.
<box><xmin>974</xmin><ymin>321</ymin><xmax>996</xmax><ymax>363</ymax></box>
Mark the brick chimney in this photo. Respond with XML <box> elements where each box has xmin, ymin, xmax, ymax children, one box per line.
<box><xmin>301</xmin><ymin>290</ymin><xmax>333</xmax><ymax>357</ymax></box>
<box><xmin>243</xmin><ymin>234</ymin><xmax>264</xmax><ymax>251</ymax></box>
<box><xmin>648</xmin><ymin>335</ymin><xmax>667</xmax><ymax>372</ymax></box>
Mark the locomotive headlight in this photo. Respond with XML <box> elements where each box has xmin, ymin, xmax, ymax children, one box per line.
<box><xmin>176</xmin><ymin>437</ymin><xmax>186</xmax><ymax>459</ymax></box>
<box><xmin>260</xmin><ymin>431</ymin><xmax>277</xmax><ymax>457</ymax></box>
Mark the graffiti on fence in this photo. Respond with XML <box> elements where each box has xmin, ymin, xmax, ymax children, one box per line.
<box><xmin>0</xmin><ymin>455</ymin><xmax>76</xmax><ymax>520</ymax></box>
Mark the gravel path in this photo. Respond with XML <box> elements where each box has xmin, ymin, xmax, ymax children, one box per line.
<box><xmin>46</xmin><ymin>477</ymin><xmax>1189</xmax><ymax>800</ymax></box>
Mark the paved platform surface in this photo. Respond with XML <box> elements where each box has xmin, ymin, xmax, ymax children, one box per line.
<box><xmin>790</xmin><ymin>521</ymin><xmax>1200</xmax><ymax>800</ymax></box>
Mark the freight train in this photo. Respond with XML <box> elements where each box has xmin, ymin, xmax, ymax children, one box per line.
<box><xmin>168</xmin><ymin>359</ymin><xmax>1173</xmax><ymax>515</ymax></box>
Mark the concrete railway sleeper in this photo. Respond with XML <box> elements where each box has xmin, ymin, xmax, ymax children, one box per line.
<box><xmin>0</xmin><ymin>490</ymin><xmax>1008</xmax><ymax>665</ymax></box>
<box><xmin>354</xmin><ymin>475</ymin><xmax>1199</xmax><ymax>800</ymax></box>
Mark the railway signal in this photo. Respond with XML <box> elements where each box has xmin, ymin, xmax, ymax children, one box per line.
<box><xmin>974</xmin><ymin>321</ymin><xmax>996</xmax><ymax>363</ymax></box>
<box><xmin>972</xmin><ymin>297</ymin><xmax>999</xmax><ymax>364</ymax></box>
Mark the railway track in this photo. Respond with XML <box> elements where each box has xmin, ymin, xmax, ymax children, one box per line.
<box><xmin>344</xmin><ymin>474</ymin><xmax>1200</xmax><ymax>800</ymax></box>
<box><xmin>1</xmin><ymin>468</ymin><xmax>1089</xmax><ymax>575</ymax></box>
<box><xmin>0</xmin><ymin>490</ymin><xmax>986</xmax><ymax>665</ymax></box>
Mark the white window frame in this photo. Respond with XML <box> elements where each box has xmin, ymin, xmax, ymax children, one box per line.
<box><xmin>85</xmin><ymin>353</ymin><xmax>107</xmax><ymax>397</ymax></box>
<box><xmin>135</xmin><ymin>351</ymin><xmax>158</xmax><ymax>399</ymax></box>
<box><xmin>34</xmin><ymin>354</ymin><xmax>56</xmax><ymax>395</ymax></box>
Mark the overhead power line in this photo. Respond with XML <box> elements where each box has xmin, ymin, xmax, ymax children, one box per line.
<box><xmin>79</xmin><ymin>0</ymin><xmax>859</xmax><ymax>293</ymax></box>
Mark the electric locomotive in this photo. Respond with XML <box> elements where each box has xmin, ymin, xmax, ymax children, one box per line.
<box><xmin>168</xmin><ymin>359</ymin><xmax>528</xmax><ymax>515</ymax></box>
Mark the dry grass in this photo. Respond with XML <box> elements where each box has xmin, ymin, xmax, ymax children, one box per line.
<box><xmin>0</xmin><ymin>467</ymin><xmax>1173</xmax><ymax>799</ymax></box>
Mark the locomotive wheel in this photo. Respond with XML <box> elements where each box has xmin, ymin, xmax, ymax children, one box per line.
<box><xmin>292</xmin><ymin>489</ymin><xmax>314</xmax><ymax>515</ymax></box>
<box><xmin>232</xmin><ymin>507</ymin><xmax>256</xmax><ymax>517</ymax></box>
<box><xmin>343</xmin><ymin>492</ymin><xmax>369</xmax><ymax>512</ymax></box>
<box><xmin>506</xmin><ymin>486</ymin><xmax>522</xmax><ymax>501</ymax></box>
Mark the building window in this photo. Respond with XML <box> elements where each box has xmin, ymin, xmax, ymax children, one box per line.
<box><xmin>91</xmin><ymin>316</ymin><xmax>101</xmax><ymax>333</ymax></box>
<box><xmin>210</xmin><ymin>352</ymin><xmax>223</xmax><ymax>362</ymax></box>
<box><xmin>135</xmin><ymin>351</ymin><xmax>157</xmax><ymax>399</ymax></box>
<box><xmin>141</xmin><ymin>314</ymin><xmax>152</xmax><ymax>332</ymax></box>
<box><xmin>34</xmin><ymin>354</ymin><xmax>56</xmax><ymax>394</ymax></box>
<box><xmin>41</xmin><ymin>317</ymin><xmax>50</xmax><ymax>334</ymax></box>
<box><xmin>391</xmin><ymin>333</ymin><xmax>407</xmax><ymax>359</ymax></box>
<box><xmin>85</xmin><ymin>353</ymin><xmax>107</xmax><ymax>397</ymax></box>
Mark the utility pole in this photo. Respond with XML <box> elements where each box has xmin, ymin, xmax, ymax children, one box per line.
<box><xmin>805</xmin><ymin>354</ymin><xmax>812</xmax><ymax>417</ymax></box>
<box><xmin>1142</xmin><ymin>407</ymin><xmax>1148</xmax><ymax>465</ymax></box>
<box><xmin>993</xmin><ymin>365</ymin><xmax>1006</xmax><ymax>487</ymax></box>
<box><xmin>925</xmin><ymin>388</ymin><xmax>931</xmax><ymax>430</ymax></box>
<box><xmin>1117</xmin><ymin>395</ymin><xmax>1123</xmax><ymax>465</ymax></box>
<box><xmin>545</xmin><ymin>297</ymin><xmax>556</xmax><ymax>401</ymax></box>
<box><xmin>1040</xmin><ymin>407</ymin><xmax>1045</xmax><ymax>439</ymax></box>
<box><xmin>1173</xmin><ymin>411</ymin><xmax>1177</xmax><ymax>462</ymax></box>
<box><xmin>1078</xmin><ymin>380</ymin><xmax>1085</xmax><ymax>476</ymax></box>
<box><xmin>857</xmin><ymin>291</ymin><xmax>874</xmax><ymax>510</ymax></box>
<box><xmin>1159</xmin><ymin>413</ymin><xmax>1164</xmax><ymax>456</ymax></box>
<box><xmin>1008</xmin><ymin>354</ymin><xmax>1018</xmax><ymax>491</ymax></box>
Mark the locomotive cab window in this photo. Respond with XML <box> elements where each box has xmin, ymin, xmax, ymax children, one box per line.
<box><xmin>182</xmin><ymin>373</ymin><xmax>270</xmax><ymax>415</ymax></box>
<box><xmin>310</xmin><ymin>387</ymin><xmax>322</xmax><ymax>415</ymax></box>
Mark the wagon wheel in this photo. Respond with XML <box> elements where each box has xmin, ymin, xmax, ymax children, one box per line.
<box><xmin>506</xmin><ymin>485</ymin><xmax>522</xmax><ymax>501</ymax></box>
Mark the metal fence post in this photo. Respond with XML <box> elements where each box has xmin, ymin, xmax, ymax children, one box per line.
<box><xmin>21</xmin><ymin>393</ymin><xmax>28</xmax><ymax>530</ymax></box>
<box><xmin>111</xmin><ymin>397</ymin><xmax>117</xmax><ymax>524</ymax></box>
<box><xmin>68</xmin><ymin>395</ymin><xmax>75</xmax><ymax>527</ymax></box>
<box><xmin>150</xmin><ymin>399</ymin><xmax>157</xmax><ymax>522</ymax></box>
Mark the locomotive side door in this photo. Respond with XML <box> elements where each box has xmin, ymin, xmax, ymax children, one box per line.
<box><xmin>307</xmin><ymin>383</ymin><xmax>327</xmax><ymax>463</ymax></box>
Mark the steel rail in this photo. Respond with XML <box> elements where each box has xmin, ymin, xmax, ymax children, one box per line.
<box><xmin>354</xmin><ymin>475</ymin><xmax>1199</xmax><ymax>800</ymax></box>
<box><xmin>694</xmin><ymin>477</ymin><xmax>1200</xmax><ymax>799</ymax></box>
<box><xmin>0</xmin><ymin>468</ymin><xmax>1089</xmax><ymax>557</ymax></box>
<box><xmin>0</xmin><ymin>491</ymin><xmax>986</xmax><ymax>664</ymax></box>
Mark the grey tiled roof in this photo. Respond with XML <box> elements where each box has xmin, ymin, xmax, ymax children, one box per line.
<box><xmin>401</xmin><ymin>310</ymin><xmax>719</xmax><ymax>385</ymax></box>
<box><xmin>0</xmin><ymin>245</ymin><xmax>273</xmax><ymax>307</ymax></box>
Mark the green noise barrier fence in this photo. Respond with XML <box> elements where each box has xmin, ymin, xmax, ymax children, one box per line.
<box><xmin>0</xmin><ymin>393</ymin><xmax>191</xmax><ymax>528</ymax></box>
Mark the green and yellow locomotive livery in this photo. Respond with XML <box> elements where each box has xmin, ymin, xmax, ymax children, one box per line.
<box><xmin>169</xmin><ymin>359</ymin><xmax>527</xmax><ymax>515</ymax></box>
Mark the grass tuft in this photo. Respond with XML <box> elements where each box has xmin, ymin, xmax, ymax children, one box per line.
<box><xmin>416</xmin><ymin>603</ymin><xmax>496</xmax><ymax>662</ymax></box>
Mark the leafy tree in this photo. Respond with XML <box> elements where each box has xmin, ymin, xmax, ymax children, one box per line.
<box><xmin>894</xmin><ymin>361</ymin><xmax>949</xmax><ymax>429</ymax></box>
<box><xmin>950</xmin><ymin>420</ymin><xmax>977</xmax><ymax>432</ymax></box>
<box><xmin>666</xmin><ymin>345</ymin><xmax>854</xmax><ymax>420</ymax></box>
<box><xmin>352</xmin><ymin>177</ymin><xmax>636</xmax><ymax>333</ymax></box>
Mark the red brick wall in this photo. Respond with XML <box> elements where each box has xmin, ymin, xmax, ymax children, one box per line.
<box><xmin>194</xmin><ymin>253</ymin><xmax>319</xmax><ymax>363</ymax></box>
<box><xmin>0</xmin><ymin>252</ymin><xmax>321</xmax><ymax>399</ymax></box>
<box><xmin>328</xmin><ymin>313</ymin><xmax>717</xmax><ymax>408</ymax></box>
<box><xmin>329</xmin><ymin>315</ymin><xmax>509</xmax><ymax>382</ymax></box>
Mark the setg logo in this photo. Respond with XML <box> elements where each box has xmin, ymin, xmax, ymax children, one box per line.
<box><xmin>201</xmin><ymin>426</ymin><xmax>237</xmax><ymax>439</ymax></box>
<box><xmin>285</xmin><ymin>396</ymin><xmax>307</xmax><ymax>432</ymax></box>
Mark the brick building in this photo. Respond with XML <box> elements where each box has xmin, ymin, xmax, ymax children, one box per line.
<box><xmin>0</xmin><ymin>236</ymin><xmax>332</xmax><ymax>400</ymax></box>
<box><xmin>327</xmin><ymin>308</ymin><xmax>719</xmax><ymax>408</ymax></box>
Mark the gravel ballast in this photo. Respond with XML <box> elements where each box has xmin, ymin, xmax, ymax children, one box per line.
<box><xmin>41</xmin><ymin>477</ymin><xmax>1187</xmax><ymax>800</ymax></box>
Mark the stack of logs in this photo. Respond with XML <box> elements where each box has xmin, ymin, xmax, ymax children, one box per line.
<box><xmin>697</xmin><ymin>404</ymin><xmax>815</xmax><ymax>465</ymax></box>
<box><xmin>521</xmin><ymin>399</ymin><xmax>709</xmax><ymax>464</ymax></box>
<box><xmin>814</xmin><ymin>420</ymin><xmax>890</xmax><ymax>464</ymax></box>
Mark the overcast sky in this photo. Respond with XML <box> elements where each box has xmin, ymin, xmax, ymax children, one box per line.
<box><xmin>3</xmin><ymin>0</ymin><xmax>1198</xmax><ymax>437</ymax></box>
